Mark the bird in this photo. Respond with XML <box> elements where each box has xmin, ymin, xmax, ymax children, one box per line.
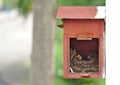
<box><xmin>76</xmin><ymin>54</ymin><xmax>82</xmax><ymax>60</ymax></box>
<box><xmin>70</xmin><ymin>48</ymin><xmax>77</xmax><ymax>60</ymax></box>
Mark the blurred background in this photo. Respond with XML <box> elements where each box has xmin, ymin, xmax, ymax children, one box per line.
<box><xmin>0</xmin><ymin>0</ymin><xmax>105</xmax><ymax>85</ymax></box>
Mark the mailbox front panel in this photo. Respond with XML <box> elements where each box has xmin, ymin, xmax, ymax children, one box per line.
<box><xmin>63</xmin><ymin>19</ymin><xmax>104</xmax><ymax>78</ymax></box>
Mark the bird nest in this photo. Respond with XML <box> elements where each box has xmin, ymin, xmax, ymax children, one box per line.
<box><xmin>70</xmin><ymin>48</ymin><xmax>99</xmax><ymax>73</ymax></box>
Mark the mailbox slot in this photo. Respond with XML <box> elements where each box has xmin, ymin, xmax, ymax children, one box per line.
<box><xmin>70</xmin><ymin>38</ymin><xmax>99</xmax><ymax>73</ymax></box>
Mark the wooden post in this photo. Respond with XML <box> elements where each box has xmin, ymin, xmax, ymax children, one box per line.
<box><xmin>31</xmin><ymin>0</ymin><xmax>56</xmax><ymax>85</ymax></box>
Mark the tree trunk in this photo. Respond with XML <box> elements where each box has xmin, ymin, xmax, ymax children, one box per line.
<box><xmin>31</xmin><ymin>0</ymin><xmax>56</xmax><ymax>85</ymax></box>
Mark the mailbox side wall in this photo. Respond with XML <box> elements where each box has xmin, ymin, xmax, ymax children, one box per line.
<box><xmin>63</xmin><ymin>19</ymin><xmax>105</xmax><ymax>78</ymax></box>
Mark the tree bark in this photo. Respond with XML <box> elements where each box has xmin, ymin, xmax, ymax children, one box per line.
<box><xmin>31</xmin><ymin>0</ymin><xmax>56</xmax><ymax>85</ymax></box>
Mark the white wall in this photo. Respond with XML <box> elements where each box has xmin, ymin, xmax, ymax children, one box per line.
<box><xmin>106</xmin><ymin>0</ymin><xmax>120</xmax><ymax>85</ymax></box>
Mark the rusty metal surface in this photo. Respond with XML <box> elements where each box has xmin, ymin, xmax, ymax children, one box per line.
<box><xmin>56</xmin><ymin>6</ymin><xmax>98</xmax><ymax>19</ymax></box>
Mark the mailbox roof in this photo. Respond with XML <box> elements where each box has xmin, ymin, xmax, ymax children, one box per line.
<box><xmin>56</xmin><ymin>6</ymin><xmax>105</xmax><ymax>19</ymax></box>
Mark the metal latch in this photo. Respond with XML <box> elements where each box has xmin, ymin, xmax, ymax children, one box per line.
<box><xmin>80</xmin><ymin>74</ymin><xmax>90</xmax><ymax>77</ymax></box>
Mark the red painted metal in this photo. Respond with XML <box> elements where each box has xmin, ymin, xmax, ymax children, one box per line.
<box><xmin>56</xmin><ymin>6</ymin><xmax>105</xmax><ymax>78</ymax></box>
<box><xmin>57</xmin><ymin>6</ymin><xmax>98</xmax><ymax>19</ymax></box>
<box><xmin>63</xmin><ymin>19</ymin><xmax>104</xmax><ymax>78</ymax></box>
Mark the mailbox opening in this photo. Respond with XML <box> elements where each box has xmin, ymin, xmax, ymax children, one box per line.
<box><xmin>70</xmin><ymin>38</ymin><xmax>99</xmax><ymax>73</ymax></box>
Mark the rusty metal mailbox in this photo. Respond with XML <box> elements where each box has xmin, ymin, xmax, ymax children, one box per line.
<box><xmin>56</xmin><ymin>6</ymin><xmax>105</xmax><ymax>78</ymax></box>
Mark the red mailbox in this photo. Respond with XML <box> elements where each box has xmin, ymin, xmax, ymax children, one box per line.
<box><xmin>56</xmin><ymin>6</ymin><xmax>105</xmax><ymax>78</ymax></box>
